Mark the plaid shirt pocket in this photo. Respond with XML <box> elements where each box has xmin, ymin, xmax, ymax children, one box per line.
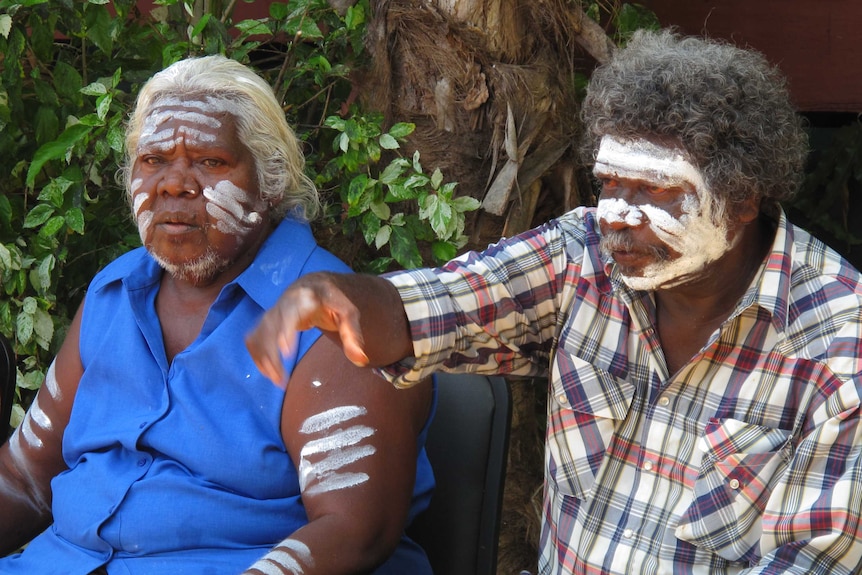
<box><xmin>676</xmin><ymin>418</ymin><xmax>793</xmax><ymax>564</ymax></box>
<box><xmin>548</xmin><ymin>356</ymin><xmax>634</xmax><ymax>500</ymax></box>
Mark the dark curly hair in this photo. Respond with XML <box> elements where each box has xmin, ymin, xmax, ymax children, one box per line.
<box><xmin>582</xmin><ymin>29</ymin><xmax>808</xmax><ymax>215</ymax></box>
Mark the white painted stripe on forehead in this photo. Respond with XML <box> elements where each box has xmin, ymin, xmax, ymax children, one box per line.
<box><xmin>300</xmin><ymin>405</ymin><xmax>367</xmax><ymax>434</ymax></box>
<box><xmin>152</xmin><ymin>95</ymin><xmax>246</xmax><ymax>120</ymax></box>
<box><xmin>594</xmin><ymin>135</ymin><xmax>708</xmax><ymax>195</ymax></box>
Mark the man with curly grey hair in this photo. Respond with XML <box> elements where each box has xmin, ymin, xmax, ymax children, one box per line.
<box><xmin>247</xmin><ymin>30</ymin><xmax>862</xmax><ymax>574</ymax></box>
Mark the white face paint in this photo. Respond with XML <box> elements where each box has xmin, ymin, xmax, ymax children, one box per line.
<box><xmin>131</xmin><ymin>97</ymin><xmax>265</xmax><ymax>248</ymax></box>
<box><xmin>44</xmin><ymin>359</ymin><xmax>62</xmax><ymax>402</ymax></box>
<box><xmin>203</xmin><ymin>180</ymin><xmax>264</xmax><ymax>236</ymax></box>
<box><xmin>247</xmin><ymin>538</ymin><xmax>315</xmax><ymax>575</ymax></box>
<box><xmin>298</xmin><ymin>405</ymin><xmax>376</xmax><ymax>496</ymax></box>
<box><xmin>595</xmin><ymin>135</ymin><xmax>733</xmax><ymax>290</ymax></box>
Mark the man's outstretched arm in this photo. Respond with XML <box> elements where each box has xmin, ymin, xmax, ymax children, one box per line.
<box><xmin>246</xmin><ymin>272</ymin><xmax>413</xmax><ymax>385</ymax></box>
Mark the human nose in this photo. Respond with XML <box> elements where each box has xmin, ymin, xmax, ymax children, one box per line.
<box><xmin>596</xmin><ymin>192</ymin><xmax>646</xmax><ymax>230</ymax></box>
<box><xmin>158</xmin><ymin>159</ymin><xmax>199</xmax><ymax>198</ymax></box>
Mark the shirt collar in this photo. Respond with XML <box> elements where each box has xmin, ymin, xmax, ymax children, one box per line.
<box><xmin>234</xmin><ymin>217</ymin><xmax>319</xmax><ymax>310</ymax></box>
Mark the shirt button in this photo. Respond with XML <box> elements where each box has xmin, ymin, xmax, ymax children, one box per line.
<box><xmin>658</xmin><ymin>396</ymin><xmax>670</xmax><ymax>406</ymax></box>
<box><xmin>558</xmin><ymin>394</ymin><xmax>568</xmax><ymax>405</ymax></box>
<box><xmin>643</xmin><ymin>461</ymin><xmax>654</xmax><ymax>472</ymax></box>
<box><xmin>623</xmin><ymin>528</ymin><xmax>634</xmax><ymax>538</ymax></box>
<box><xmin>137</xmin><ymin>457</ymin><xmax>148</xmax><ymax>467</ymax></box>
<box><xmin>139</xmin><ymin>421</ymin><xmax>148</xmax><ymax>429</ymax></box>
<box><xmin>729</xmin><ymin>479</ymin><xmax>740</xmax><ymax>490</ymax></box>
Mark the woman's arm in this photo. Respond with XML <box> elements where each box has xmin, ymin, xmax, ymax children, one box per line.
<box><xmin>243</xmin><ymin>335</ymin><xmax>432</xmax><ymax>574</ymax></box>
<box><xmin>0</xmin><ymin>302</ymin><xmax>85</xmax><ymax>555</ymax></box>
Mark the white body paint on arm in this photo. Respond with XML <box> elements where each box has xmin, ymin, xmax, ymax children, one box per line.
<box><xmin>298</xmin><ymin>406</ymin><xmax>376</xmax><ymax>496</ymax></box>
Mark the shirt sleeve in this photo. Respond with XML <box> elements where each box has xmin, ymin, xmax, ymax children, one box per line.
<box><xmin>377</xmin><ymin>217</ymin><xmax>582</xmax><ymax>388</ymax></box>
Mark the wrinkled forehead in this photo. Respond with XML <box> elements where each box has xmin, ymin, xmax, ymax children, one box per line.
<box><xmin>594</xmin><ymin>135</ymin><xmax>708</xmax><ymax>196</ymax></box>
<box><xmin>140</xmin><ymin>96</ymin><xmax>242</xmax><ymax>138</ymax></box>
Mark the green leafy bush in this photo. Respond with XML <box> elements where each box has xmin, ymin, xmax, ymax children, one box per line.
<box><xmin>0</xmin><ymin>0</ymin><xmax>472</xmax><ymax>421</ymax></box>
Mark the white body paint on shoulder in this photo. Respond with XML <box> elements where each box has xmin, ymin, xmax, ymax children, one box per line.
<box><xmin>44</xmin><ymin>359</ymin><xmax>62</xmax><ymax>401</ymax></box>
<box><xmin>298</xmin><ymin>405</ymin><xmax>376</xmax><ymax>496</ymax></box>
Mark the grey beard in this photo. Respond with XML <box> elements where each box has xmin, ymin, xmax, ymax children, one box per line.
<box><xmin>149</xmin><ymin>248</ymin><xmax>231</xmax><ymax>285</ymax></box>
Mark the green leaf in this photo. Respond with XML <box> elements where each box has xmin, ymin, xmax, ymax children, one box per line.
<box><xmin>23</xmin><ymin>204</ymin><xmax>55</xmax><ymax>229</ymax></box>
<box><xmin>38</xmin><ymin>176</ymin><xmax>73</xmax><ymax>208</ymax></box>
<box><xmin>338</xmin><ymin>132</ymin><xmax>350</xmax><ymax>153</ymax></box>
<box><xmin>452</xmin><ymin>195</ymin><xmax>480</xmax><ymax>212</ymax></box>
<box><xmin>32</xmin><ymin>306</ymin><xmax>53</xmax><ymax>350</ymax></box>
<box><xmin>389</xmin><ymin>225</ymin><xmax>422</xmax><ymax>269</ymax></box>
<box><xmin>269</xmin><ymin>3</ymin><xmax>289</xmax><ymax>19</ymax></box>
<box><xmin>388</xmin><ymin>122</ymin><xmax>415</xmax><ymax>139</ymax></box>
<box><xmin>95</xmin><ymin>92</ymin><xmax>112</xmax><ymax>121</ymax></box>
<box><xmin>325</xmin><ymin>116</ymin><xmax>346</xmax><ymax>131</ymax></box>
<box><xmin>346</xmin><ymin>174</ymin><xmax>369</xmax><ymax>207</ymax></box>
<box><xmin>430</xmin><ymin>167</ymin><xmax>444</xmax><ymax>190</ymax></box>
<box><xmin>0</xmin><ymin>14</ymin><xmax>11</xmax><ymax>39</ymax></box>
<box><xmin>379</xmin><ymin>133</ymin><xmax>399</xmax><ymax>150</ymax></box>
<box><xmin>81</xmin><ymin>81</ymin><xmax>108</xmax><ymax>96</ymax></box>
<box><xmin>369</xmin><ymin>200</ymin><xmax>391</xmax><ymax>220</ymax></box>
<box><xmin>345</xmin><ymin>2</ymin><xmax>366</xmax><ymax>30</ymax></box>
<box><xmin>16</xmin><ymin>309</ymin><xmax>33</xmax><ymax>345</ymax></box>
<box><xmin>189</xmin><ymin>12</ymin><xmax>211</xmax><ymax>40</ymax></box>
<box><xmin>39</xmin><ymin>215</ymin><xmax>66</xmax><ymax>237</ymax></box>
<box><xmin>0</xmin><ymin>244</ymin><xmax>11</xmax><ymax>271</ymax></box>
<box><xmin>431</xmin><ymin>240</ymin><xmax>458</xmax><ymax>263</ymax></box>
<box><xmin>379</xmin><ymin>159</ymin><xmax>407</xmax><ymax>185</ymax></box>
<box><xmin>53</xmin><ymin>61</ymin><xmax>84</xmax><ymax>104</ymax></box>
<box><xmin>84</xmin><ymin>2</ymin><xmax>114</xmax><ymax>53</ymax></box>
<box><xmin>375</xmin><ymin>225</ymin><xmax>391</xmax><ymax>249</ymax></box>
<box><xmin>35</xmin><ymin>254</ymin><xmax>55</xmax><ymax>293</ymax></box>
<box><xmin>403</xmin><ymin>173</ymin><xmax>430</xmax><ymax>189</ymax></box>
<box><xmin>412</xmin><ymin>149</ymin><xmax>422</xmax><ymax>173</ymax></box>
<box><xmin>26</xmin><ymin>123</ymin><xmax>93</xmax><ymax>189</ymax></box>
<box><xmin>65</xmin><ymin>207</ymin><xmax>85</xmax><ymax>234</ymax></box>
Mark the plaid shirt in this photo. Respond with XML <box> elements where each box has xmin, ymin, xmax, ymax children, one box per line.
<box><xmin>382</xmin><ymin>207</ymin><xmax>862</xmax><ymax>574</ymax></box>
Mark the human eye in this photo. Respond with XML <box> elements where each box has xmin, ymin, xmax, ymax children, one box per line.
<box><xmin>599</xmin><ymin>176</ymin><xmax>621</xmax><ymax>189</ymax></box>
<box><xmin>642</xmin><ymin>184</ymin><xmax>670</xmax><ymax>196</ymax></box>
<box><xmin>201</xmin><ymin>157</ymin><xmax>227</xmax><ymax>169</ymax></box>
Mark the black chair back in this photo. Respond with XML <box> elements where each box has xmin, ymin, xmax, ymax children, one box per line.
<box><xmin>408</xmin><ymin>373</ymin><xmax>512</xmax><ymax>575</ymax></box>
<box><xmin>0</xmin><ymin>335</ymin><xmax>15</xmax><ymax>444</ymax></box>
